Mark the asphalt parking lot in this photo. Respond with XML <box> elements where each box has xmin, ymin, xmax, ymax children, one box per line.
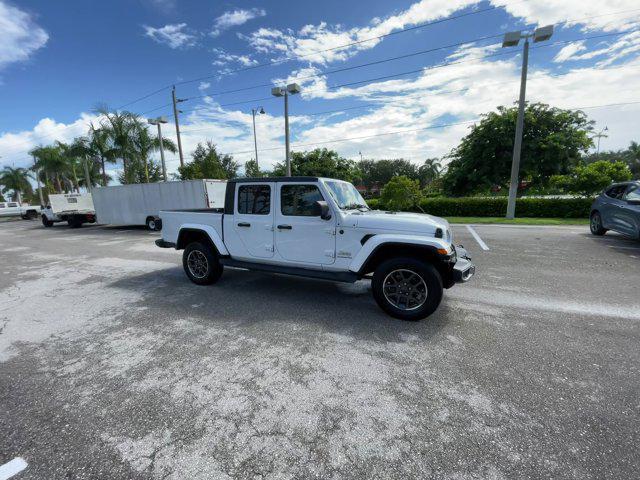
<box><xmin>0</xmin><ymin>218</ymin><xmax>638</xmax><ymax>479</ymax></box>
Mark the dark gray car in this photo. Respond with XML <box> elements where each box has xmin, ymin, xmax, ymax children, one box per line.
<box><xmin>590</xmin><ymin>181</ymin><xmax>640</xmax><ymax>239</ymax></box>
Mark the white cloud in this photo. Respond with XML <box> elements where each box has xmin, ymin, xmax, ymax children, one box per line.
<box><xmin>198</xmin><ymin>82</ymin><xmax>211</xmax><ymax>91</ymax></box>
<box><xmin>553</xmin><ymin>41</ymin><xmax>587</xmax><ymax>62</ymax></box>
<box><xmin>0</xmin><ymin>1</ymin><xmax>48</xmax><ymax>70</ymax></box>
<box><xmin>211</xmin><ymin>8</ymin><xmax>266</xmax><ymax>37</ymax></box>
<box><xmin>242</xmin><ymin>0</ymin><xmax>478</xmax><ymax>64</ymax></box>
<box><xmin>490</xmin><ymin>0</ymin><xmax>640</xmax><ymax>32</ymax></box>
<box><xmin>143</xmin><ymin>23</ymin><xmax>197</xmax><ymax>49</ymax></box>
<box><xmin>211</xmin><ymin>48</ymin><xmax>258</xmax><ymax>72</ymax></box>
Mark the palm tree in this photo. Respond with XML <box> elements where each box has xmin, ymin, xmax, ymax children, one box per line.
<box><xmin>132</xmin><ymin>122</ymin><xmax>177</xmax><ymax>182</ymax></box>
<box><xmin>87</xmin><ymin>123</ymin><xmax>115</xmax><ymax>186</ymax></box>
<box><xmin>0</xmin><ymin>166</ymin><xmax>33</xmax><ymax>204</ymax></box>
<box><xmin>95</xmin><ymin>106</ymin><xmax>140</xmax><ymax>183</ymax></box>
<box><xmin>31</xmin><ymin>145</ymin><xmax>67</xmax><ymax>193</ymax></box>
<box><xmin>418</xmin><ymin>158</ymin><xmax>442</xmax><ymax>186</ymax></box>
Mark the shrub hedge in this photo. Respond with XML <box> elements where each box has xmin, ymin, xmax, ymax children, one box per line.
<box><xmin>366</xmin><ymin>197</ymin><xmax>594</xmax><ymax>218</ymax></box>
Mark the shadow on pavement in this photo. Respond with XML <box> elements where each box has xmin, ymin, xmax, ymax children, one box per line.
<box><xmin>107</xmin><ymin>264</ymin><xmax>450</xmax><ymax>343</ymax></box>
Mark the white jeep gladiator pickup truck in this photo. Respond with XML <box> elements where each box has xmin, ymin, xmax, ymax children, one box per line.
<box><xmin>156</xmin><ymin>177</ymin><xmax>475</xmax><ymax>320</ymax></box>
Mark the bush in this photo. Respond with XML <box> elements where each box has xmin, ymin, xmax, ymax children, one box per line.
<box><xmin>380</xmin><ymin>176</ymin><xmax>423</xmax><ymax>211</ymax></box>
<box><xmin>366</xmin><ymin>196</ymin><xmax>593</xmax><ymax>218</ymax></box>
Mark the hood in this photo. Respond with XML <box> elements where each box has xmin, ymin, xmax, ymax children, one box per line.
<box><xmin>349</xmin><ymin>209</ymin><xmax>449</xmax><ymax>236</ymax></box>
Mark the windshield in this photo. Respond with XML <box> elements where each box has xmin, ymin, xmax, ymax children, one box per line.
<box><xmin>325</xmin><ymin>181</ymin><xmax>369</xmax><ymax>210</ymax></box>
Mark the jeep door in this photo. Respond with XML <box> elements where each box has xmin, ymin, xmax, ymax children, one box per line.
<box><xmin>275</xmin><ymin>183</ymin><xmax>336</xmax><ymax>265</ymax></box>
<box><xmin>232</xmin><ymin>182</ymin><xmax>275</xmax><ymax>259</ymax></box>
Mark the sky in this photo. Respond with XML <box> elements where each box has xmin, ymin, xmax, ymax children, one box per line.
<box><xmin>0</xmin><ymin>0</ymin><xmax>639</xmax><ymax>182</ymax></box>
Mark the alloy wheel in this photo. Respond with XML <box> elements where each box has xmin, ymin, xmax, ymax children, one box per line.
<box><xmin>383</xmin><ymin>269</ymin><xmax>428</xmax><ymax>311</ymax></box>
<box><xmin>187</xmin><ymin>250</ymin><xmax>209</xmax><ymax>279</ymax></box>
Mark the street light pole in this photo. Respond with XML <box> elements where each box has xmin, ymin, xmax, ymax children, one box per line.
<box><xmin>505</xmin><ymin>38</ymin><xmax>529</xmax><ymax>219</ymax></box>
<box><xmin>502</xmin><ymin>25</ymin><xmax>553</xmax><ymax>219</ymax></box>
<box><xmin>148</xmin><ymin>116</ymin><xmax>169</xmax><ymax>182</ymax></box>
<box><xmin>272</xmin><ymin>83</ymin><xmax>301</xmax><ymax>177</ymax></box>
<box><xmin>251</xmin><ymin>106</ymin><xmax>265</xmax><ymax>172</ymax></box>
<box><xmin>594</xmin><ymin>126</ymin><xmax>609</xmax><ymax>159</ymax></box>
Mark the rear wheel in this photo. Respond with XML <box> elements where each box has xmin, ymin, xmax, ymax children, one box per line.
<box><xmin>182</xmin><ymin>242</ymin><xmax>223</xmax><ymax>285</ymax></box>
<box><xmin>372</xmin><ymin>257</ymin><xmax>443</xmax><ymax>321</ymax></box>
<box><xmin>590</xmin><ymin>211</ymin><xmax>607</xmax><ymax>236</ymax></box>
<box><xmin>146</xmin><ymin>217</ymin><xmax>162</xmax><ymax>231</ymax></box>
<box><xmin>42</xmin><ymin>215</ymin><xmax>54</xmax><ymax>228</ymax></box>
<box><xmin>27</xmin><ymin>210</ymin><xmax>38</xmax><ymax>219</ymax></box>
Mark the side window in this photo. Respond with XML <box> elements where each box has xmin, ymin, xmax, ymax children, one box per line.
<box><xmin>8</xmin><ymin>203</ymin><xmax>18</xmax><ymax>207</ymax></box>
<box><xmin>605</xmin><ymin>186</ymin><xmax>624</xmax><ymax>199</ymax></box>
<box><xmin>237</xmin><ymin>185</ymin><xmax>270</xmax><ymax>215</ymax></box>
<box><xmin>281</xmin><ymin>184</ymin><xmax>324</xmax><ymax>216</ymax></box>
<box><xmin>624</xmin><ymin>186</ymin><xmax>640</xmax><ymax>202</ymax></box>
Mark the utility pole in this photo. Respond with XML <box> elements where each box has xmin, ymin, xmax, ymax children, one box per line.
<box><xmin>251</xmin><ymin>107</ymin><xmax>265</xmax><ymax>172</ymax></box>
<box><xmin>149</xmin><ymin>117</ymin><xmax>169</xmax><ymax>181</ymax></box>
<box><xmin>501</xmin><ymin>25</ymin><xmax>554</xmax><ymax>219</ymax></box>
<box><xmin>272</xmin><ymin>84</ymin><xmax>301</xmax><ymax>177</ymax></box>
<box><xmin>172</xmin><ymin>86</ymin><xmax>185</xmax><ymax>168</ymax></box>
<box><xmin>594</xmin><ymin>126</ymin><xmax>609</xmax><ymax>159</ymax></box>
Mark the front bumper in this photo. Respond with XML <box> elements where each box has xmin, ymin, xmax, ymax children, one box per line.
<box><xmin>452</xmin><ymin>245</ymin><xmax>475</xmax><ymax>283</ymax></box>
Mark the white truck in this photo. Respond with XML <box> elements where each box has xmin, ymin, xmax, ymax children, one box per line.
<box><xmin>42</xmin><ymin>193</ymin><xmax>96</xmax><ymax>228</ymax></box>
<box><xmin>91</xmin><ymin>180</ymin><xmax>227</xmax><ymax>230</ymax></box>
<box><xmin>157</xmin><ymin>176</ymin><xmax>475</xmax><ymax>320</ymax></box>
<box><xmin>0</xmin><ymin>202</ymin><xmax>41</xmax><ymax>220</ymax></box>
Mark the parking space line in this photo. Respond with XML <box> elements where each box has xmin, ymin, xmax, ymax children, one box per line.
<box><xmin>466</xmin><ymin>225</ymin><xmax>490</xmax><ymax>251</ymax></box>
<box><xmin>0</xmin><ymin>458</ymin><xmax>28</xmax><ymax>480</ymax></box>
<box><xmin>607</xmin><ymin>245</ymin><xmax>640</xmax><ymax>250</ymax></box>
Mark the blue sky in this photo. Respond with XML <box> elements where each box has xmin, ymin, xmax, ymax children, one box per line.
<box><xmin>1</xmin><ymin>0</ymin><xmax>639</xmax><ymax>178</ymax></box>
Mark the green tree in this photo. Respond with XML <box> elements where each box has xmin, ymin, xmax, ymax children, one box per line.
<box><xmin>550</xmin><ymin>161</ymin><xmax>632</xmax><ymax>196</ymax></box>
<box><xmin>87</xmin><ymin>123</ymin><xmax>116</xmax><ymax>186</ymax></box>
<box><xmin>357</xmin><ymin>158</ymin><xmax>418</xmax><ymax>187</ymax></box>
<box><xmin>584</xmin><ymin>141</ymin><xmax>640</xmax><ymax>178</ymax></box>
<box><xmin>31</xmin><ymin>144</ymin><xmax>68</xmax><ymax>193</ymax></box>
<box><xmin>179</xmin><ymin>141</ymin><xmax>238</xmax><ymax>180</ymax></box>
<box><xmin>273</xmin><ymin>148</ymin><xmax>360</xmax><ymax>181</ymax></box>
<box><xmin>0</xmin><ymin>166</ymin><xmax>33</xmax><ymax>203</ymax></box>
<box><xmin>443</xmin><ymin>103</ymin><xmax>594</xmax><ymax>196</ymax></box>
<box><xmin>380</xmin><ymin>175</ymin><xmax>423</xmax><ymax>211</ymax></box>
<box><xmin>417</xmin><ymin>158</ymin><xmax>442</xmax><ymax>186</ymax></box>
<box><xmin>244</xmin><ymin>159</ymin><xmax>264</xmax><ymax>177</ymax></box>
<box><xmin>131</xmin><ymin>125</ymin><xmax>177</xmax><ymax>183</ymax></box>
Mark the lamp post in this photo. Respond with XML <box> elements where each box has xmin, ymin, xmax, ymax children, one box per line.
<box><xmin>594</xmin><ymin>126</ymin><xmax>609</xmax><ymax>159</ymax></box>
<box><xmin>501</xmin><ymin>25</ymin><xmax>554</xmax><ymax>219</ymax></box>
<box><xmin>271</xmin><ymin>83</ymin><xmax>301</xmax><ymax>176</ymax></box>
<box><xmin>251</xmin><ymin>106</ymin><xmax>265</xmax><ymax>172</ymax></box>
<box><xmin>148</xmin><ymin>116</ymin><xmax>169</xmax><ymax>182</ymax></box>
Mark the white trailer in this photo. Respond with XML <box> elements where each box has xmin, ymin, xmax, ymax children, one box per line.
<box><xmin>43</xmin><ymin>193</ymin><xmax>96</xmax><ymax>228</ymax></box>
<box><xmin>91</xmin><ymin>180</ymin><xmax>227</xmax><ymax>230</ymax></box>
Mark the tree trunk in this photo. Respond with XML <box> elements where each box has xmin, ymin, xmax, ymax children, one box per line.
<box><xmin>101</xmin><ymin>157</ymin><xmax>107</xmax><ymax>186</ymax></box>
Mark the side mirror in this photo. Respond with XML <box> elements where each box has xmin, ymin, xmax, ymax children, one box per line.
<box><xmin>313</xmin><ymin>200</ymin><xmax>331</xmax><ymax>220</ymax></box>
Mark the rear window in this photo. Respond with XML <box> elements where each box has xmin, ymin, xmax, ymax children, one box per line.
<box><xmin>237</xmin><ymin>184</ymin><xmax>270</xmax><ymax>215</ymax></box>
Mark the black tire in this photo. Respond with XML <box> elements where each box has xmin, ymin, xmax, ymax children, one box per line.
<box><xmin>372</xmin><ymin>257</ymin><xmax>443</xmax><ymax>321</ymax></box>
<box><xmin>146</xmin><ymin>217</ymin><xmax>162</xmax><ymax>231</ymax></box>
<box><xmin>42</xmin><ymin>215</ymin><xmax>54</xmax><ymax>228</ymax></box>
<box><xmin>182</xmin><ymin>242</ymin><xmax>223</xmax><ymax>285</ymax></box>
<box><xmin>27</xmin><ymin>210</ymin><xmax>38</xmax><ymax>219</ymax></box>
<box><xmin>590</xmin><ymin>211</ymin><xmax>607</xmax><ymax>236</ymax></box>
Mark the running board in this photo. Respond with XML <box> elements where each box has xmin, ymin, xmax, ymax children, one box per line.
<box><xmin>219</xmin><ymin>259</ymin><xmax>359</xmax><ymax>283</ymax></box>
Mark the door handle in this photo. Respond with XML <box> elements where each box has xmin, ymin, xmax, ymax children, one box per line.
<box><xmin>237</xmin><ymin>222</ymin><xmax>251</xmax><ymax>227</ymax></box>
<box><xmin>277</xmin><ymin>224</ymin><xmax>292</xmax><ymax>230</ymax></box>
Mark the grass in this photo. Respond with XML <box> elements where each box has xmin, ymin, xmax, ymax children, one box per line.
<box><xmin>444</xmin><ymin>216</ymin><xmax>589</xmax><ymax>225</ymax></box>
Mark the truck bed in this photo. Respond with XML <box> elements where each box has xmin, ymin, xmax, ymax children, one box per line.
<box><xmin>159</xmin><ymin>209</ymin><xmax>224</xmax><ymax>246</ymax></box>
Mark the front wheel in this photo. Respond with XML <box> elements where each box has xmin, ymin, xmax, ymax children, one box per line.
<box><xmin>372</xmin><ymin>257</ymin><xmax>443</xmax><ymax>321</ymax></box>
<box><xmin>182</xmin><ymin>242</ymin><xmax>223</xmax><ymax>285</ymax></box>
<box><xmin>590</xmin><ymin>211</ymin><xmax>607</xmax><ymax>236</ymax></box>
<box><xmin>42</xmin><ymin>215</ymin><xmax>54</xmax><ymax>228</ymax></box>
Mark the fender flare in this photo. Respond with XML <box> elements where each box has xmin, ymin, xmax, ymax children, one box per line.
<box><xmin>348</xmin><ymin>234</ymin><xmax>450</xmax><ymax>273</ymax></box>
<box><xmin>178</xmin><ymin>223</ymin><xmax>229</xmax><ymax>256</ymax></box>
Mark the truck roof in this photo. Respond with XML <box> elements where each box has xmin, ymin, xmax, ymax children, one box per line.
<box><xmin>229</xmin><ymin>176</ymin><xmax>319</xmax><ymax>183</ymax></box>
